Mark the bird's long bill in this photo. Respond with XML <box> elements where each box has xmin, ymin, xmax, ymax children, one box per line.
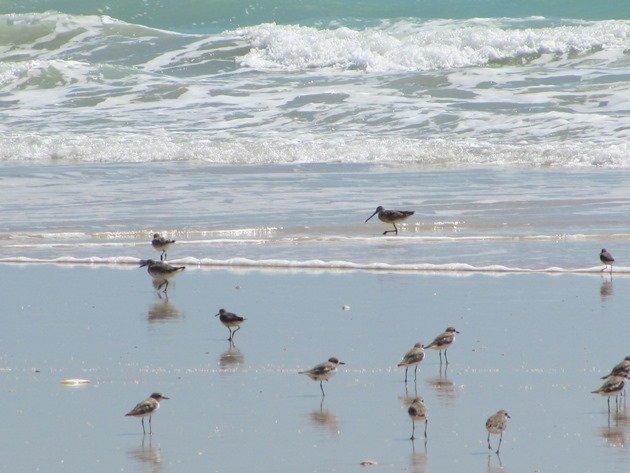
<box><xmin>214</xmin><ymin>313</ymin><xmax>220</xmax><ymax>317</ymax></box>
<box><xmin>139</xmin><ymin>260</ymin><xmax>149</xmax><ymax>267</ymax></box>
<box><xmin>162</xmin><ymin>396</ymin><xmax>170</xmax><ymax>400</ymax></box>
<box><xmin>365</xmin><ymin>209</ymin><xmax>379</xmax><ymax>222</ymax></box>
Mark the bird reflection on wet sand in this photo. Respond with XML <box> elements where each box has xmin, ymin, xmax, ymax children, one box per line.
<box><xmin>427</xmin><ymin>365</ymin><xmax>456</xmax><ymax>403</ymax></box>
<box><xmin>410</xmin><ymin>437</ymin><xmax>427</xmax><ymax>473</ymax></box>
<box><xmin>307</xmin><ymin>397</ymin><xmax>339</xmax><ymax>435</ymax></box>
<box><xmin>219</xmin><ymin>341</ymin><xmax>244</xmax><ymax>371</ymax></box>
<box><xmin>600</xmin><ymin>277</ymin><xmax>614</xmax><ymax>299</ymax></box>
<box><xmin>600</xmin><ymin>410</ymin><xmax>630</xmax><ymax>448</ymax></box>
<box><xmin>127</xmin><ymin>436</ymin><xmax>162</xmax><ymax>473</ymax></box>
<box><xmin>147</xmin><ymin>300</ymin><xmax>182</xmax><ymax>323</ymax></box>
<box><xmin>487</xmin><ymin>452</ymin><xmax>505</xmax><ymax>473</ymax></box>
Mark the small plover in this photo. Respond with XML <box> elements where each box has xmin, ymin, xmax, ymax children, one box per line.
<box><xmin>408</xmin><ymin>397</ymin><xmax>428</xmax><ymax>440</ymax></box>
<box><xmin>365</xmin><ymin>206</ymin><xmax>415</xmax><ymax>235</ymax></box>
<box><xmin>152</xmin><ymin>233</ymin><xmax>176</xmax><ymax>261</ymax></box>
<box><xmin>125</xmin><ymin>392</ymin><xmax>169</xmax><ymax>434</ymax></box>
<box><xmin>600</xmin><ymin>248</ymin><xmax>615</xmax><ymax>273</ymax></box>
<box><xmin>299</xmin><ymin>357</ymin><xmax>345</xmax><ymax>396</ymax></box>
<box><xmin>592</xmin><ymin>375</ymin><xmax>625</xmax><ymax>413</ymax></box>
<box><xmin>139</xmin><ymin>259</ymin><xmax>185</xmax><ymax>293</ymax></box>
<box><xmin>398</xmin><ymin>343</ymin><xmax>425</xmax><ymax>383</ymax></box>
<box><xmin>215</xmin><ymin>308</ymin><xmax>246</xmax><ymax>342</ymax></box>
<box><xmin>485</xmin><ymin>409</ymin><xmax>510</xmax><ymax>454</ymax></box>
<box><xmin>425</xmin><ymin>327</ymin><xmax>459</xmax><ymax>365</ymax></box>
<box><xmin>601</xmin><ymin>356</ymin><xmax>630</xmax><ymax>380</ymax></box>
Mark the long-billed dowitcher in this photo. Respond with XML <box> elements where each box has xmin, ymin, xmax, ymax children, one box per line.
<box><xmin>125</xmin><ymin>392</ymin><xmax>169</xmax><ymax>435</ymax></box>
<box><xmin>299</xmin><ymin>357</ymin><xmax>345</xmax><ymax>396</ymax></box>
<box><xmin>365</xmin><ymin>206</ymin><xmax>414</xmax><ymax>235</ymax></box>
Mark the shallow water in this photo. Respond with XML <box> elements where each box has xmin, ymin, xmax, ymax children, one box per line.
<box><xmin>1</xmin><ymin>264</ymin><xmax>629</xmax><ymax>472</ymax></box>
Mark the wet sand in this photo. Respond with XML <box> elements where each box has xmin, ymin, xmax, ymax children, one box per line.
<box><xmin>1</xmin><ymin>263</ymin><xmax>630</xmax><ymax>472</ymax></box>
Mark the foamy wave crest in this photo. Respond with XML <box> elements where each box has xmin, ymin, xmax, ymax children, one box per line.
<box><xmin>1</xmin><ymin>255</ymin><xmax>628</xmax><ymax>275</ymax></box>
<box><xmin>235</xmin><ymin>19</ymin><xmax>630</xmax><ymax>72</ymax></box>
<box><xmin>1</xmin><ymin>133</ymin><xmax>628</xmax><ymax>167</ymax></box>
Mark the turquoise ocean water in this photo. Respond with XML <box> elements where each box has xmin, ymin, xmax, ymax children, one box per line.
<box><xmin>0</xmin><ymin>1</ymin><xmax>629</xmax><ymax>269</ymax></box>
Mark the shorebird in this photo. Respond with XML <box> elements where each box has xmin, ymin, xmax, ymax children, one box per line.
<box><xmin>601</xmin><ymin>356</ymin><xmax>630</xmax><ymax>380</ymax></box>
<box><xmin>592</xmin><ymin>375</ymin><xmax>626</xmax><ymax>414</ymax></box>
<box><xmin>125</xmin><ymin>392</ymin><xmax>169</xmax><ymax>434</ymax></box>
<box><xmin>425</xmin><ymin>327</ymin><xmax>459</xmax><ymax>365</ymax></box>
<box><xmin>299</xmin><ymin>357</ymin><xmax>345</xmax><ymax>396</ymax></box>
<box><xmin>600</xmin><ymin>248</ymin><xmax>614</xmax><ymax>273</ymax></box>
<box><xmin>408</xmin><ymin>397</ymin><xmax>428</xmax><ymax>440</ymax></box>
<box><xmin>215</xmin><ymin>308</ymin><xmax>246</xmax><ymax>342</ymax></box>
<box><xmin>398</xmin><ymin>343</ymin><xmax>425</xmax><ymax>383</ymax></box>
<box><xmin>152</xmin><ymin>233</ymin><xmax>176</xmax><ymax>261</ymax></box>
<box><xmin>139</xmin><ymin>259</ymin><xmax>185</xmax><ymax>293</ymax></box>
<box><xmin>365</xmin><ymin>206</ymin><xmax>415</xmax><ymax>235</ymax></box>
<box><xmin>485</xmin><ymin>409</ymin><xmax>510</xmax><ymax>454</ymax></box>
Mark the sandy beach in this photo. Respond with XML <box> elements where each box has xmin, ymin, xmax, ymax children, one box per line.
<box><xmin>2</xmin><ymin>263</ymin><xmax>629</xmax><ymax>472</ymax></box>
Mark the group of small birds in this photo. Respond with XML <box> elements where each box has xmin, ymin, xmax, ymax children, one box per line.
<box><xmin>129</xmin><ymin>217</ymin><xmax>622</xmax><ymax>453</ymax></box>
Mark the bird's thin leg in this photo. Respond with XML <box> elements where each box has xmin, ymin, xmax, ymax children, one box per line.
<box><xmin>393</xmin><ymin>223</ymin><xmax>398</xmax><ymax>235</ymax></box>
<box><xmin>496</xmin><ymin>432</ymin><xmax>502</xmax><ymax>454</ymax></box>
<box><xmin>141</xmin><ymin>418</ymin><xmax>146</xmax><ymax>434</ymax></box>
<box><xmin>607</xmin><ymin>397</ymin><xmax>611</xmax><ymax>415</ymax></box>
<box><xmin>424</xmin><ymin>419</ymin><xmax>428</xmax><ymax>438</ymax></box>
<box><xmin>149</xmin><ymin>416</ymin><xmax>152</xmax><ymax>435</ymax></box>
<box><xmin>444</xmin><ymin>349</ymin><xmax>449</xmax><ymax>365</ymax></box>
<box><xmin>414</xmin><ymin>365</ymin><xmax>418</xmax><ymax>383</ymax></box>
<box><xmin>161</xmin><ymin>250</ymin><xmax>166</xmax><ymax>261</ymax></box>
<box><xmin>227</xmin><ymin>327</ymin><xmax>233</xmax><ymax>341</ymax></box>
<box><xmin>233</xmin><ymin>326</ymin><xmax>241</xmax><ymax>336</ymax></box>
<box><xmin>404</xmin><ymin>367</ymin><xmax>408</xmax><ymax>384</ymax></box>
<box><xmin>487</xmin><ymin>432</ymin><xmax>492</xmax><ymax>450</ymax></box>
<box><xmin>438</xmin><ymin>351</ymin><xmax>443</xmax><ymax>365</ymax></box>
<box><xmin>320</xmin><ymin>381</ymin><xmax>325</xmax><ymax>397</ymax></box>
<box><xmin>410</xmin><ymin>420</ymin><xmax>415</xmax><ymax>440</ymax></box>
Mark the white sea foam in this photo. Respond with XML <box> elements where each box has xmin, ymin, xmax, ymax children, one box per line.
<box><xmin>0</xmin><ymin>255</ymin><xmax>626</xmax><ymax>275</ymax></box>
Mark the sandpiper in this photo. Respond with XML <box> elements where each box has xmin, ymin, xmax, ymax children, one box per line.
<box><xmin>152</xmin><ymin>233</ymin><xmax>176</xmax><ymax>261</ymax></box>
<box><xmin>425</xmin><ymin>327</ymin><xmax>459</xmax><ymax>365</ymax></box>
<box><xmin>601</xmin><ymin>356</ymin><xmax>630</xmax><ymax>380</ymax></box>
<box><xmin>398</xmin><ymin>343</ymin><xmax>425</xmax><ymax>384</ymax></box>
<box><xmin>408</xmin><ymin>397</ymin><xmax>428</xmax><ymax>440</ymax></box>
<box><xmin>215</xmin><ymin>308</ymin><xmax>246</xmax><ymax>342</ymax></box>
<box><xmin>125</xmin><ymin>392</ymin><xmax>169</xmax><ymax>434</ymax></box>
<box><xmin>140</xmin><ymin>259</ymin><xmax>185</xmax><ymax>293</ymax></box>
<box><xmin>592</xmin><ymin>375</ymin><xmax>626</xmax><ymax>414</ymax></box>
<box><xmin>485</xmin><ymin>409</ymin><xmax>510</xmax><ymax>454</ymax></box>
<box><xmin>600</xmin><ymin>248</ymin><xmax>614</xmax><ymax>273</ymax></box>
<box><xmin>365</xmin><ymin>206</ymin><xmax>415</xmax><ymax>235</ymax></box>
<box><xmin>299</xmin><ymin>357</ymin><xmax>345</xmax><ymax>396</ymax></box>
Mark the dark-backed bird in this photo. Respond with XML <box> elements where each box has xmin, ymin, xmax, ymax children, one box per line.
<box><xmin>215</xmin><ymin>308</ymin><xmax>246</xmax><ymax>342</ymax></box>
<box><xmin>140</xmin><ymin>259</ymin><xmax>185</xmax><ymax>293</ymax></box>
<box><xmin>592</xmin><ymin>375</ymin><xmax>625</xmax><ymax>414</ymax></box>
<box><xmin>600</xmin><ymin>248</ymin><xmax>614</xmax><ymax>273</ymax></box>
<box><xmin>365</xmin><ymin>206</ymin><xmax>414</xmax><ymax>235</ymax></box>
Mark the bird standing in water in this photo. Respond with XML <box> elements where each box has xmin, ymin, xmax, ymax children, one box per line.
<box><xmin>299</xmin><ymin>357</ymin><xmax>345</xmax><ymax>397</ymax></box>
<box><xmin>140</xmin><ymin>259</ymin><xmax>185</xmax><ymax>293</ymax></box>
<box><xmin>152</xmin><ymin>233</ymin><xmax>176</xmax><ymax>261</ymax></box>
<box><xmin>485</xmin><ymin>409</ymin><xmax>510</xmax><ymax>454</ymax></box>
<box><xmin>397</xmin><ymin>342</ymin><xmax>425</xmax><ymax>384</ymax></box>
<box><xmin>215</xmin><ymin>308</ymin><xmax>246</xmax><ymax>342</ymax></box>
<box><xmin>600</xmin><ymin>248</ymin><xmax>614</xmax><ymax>273</ymax></box>
<box><xmin>125</xmin><ymin>392</ymin><xmax>169</xmax><ymax>435</ymax></box>
<box><xmin>365</xmin><ymin>206</ymin><xmax>415</xmax><ymax>235</ymax></box>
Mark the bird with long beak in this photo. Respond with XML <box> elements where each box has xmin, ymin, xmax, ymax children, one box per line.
<box><xmin>365</xmin><ymin>206</ymin><xmax>414</xmax><ymax>235</ymax></box>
